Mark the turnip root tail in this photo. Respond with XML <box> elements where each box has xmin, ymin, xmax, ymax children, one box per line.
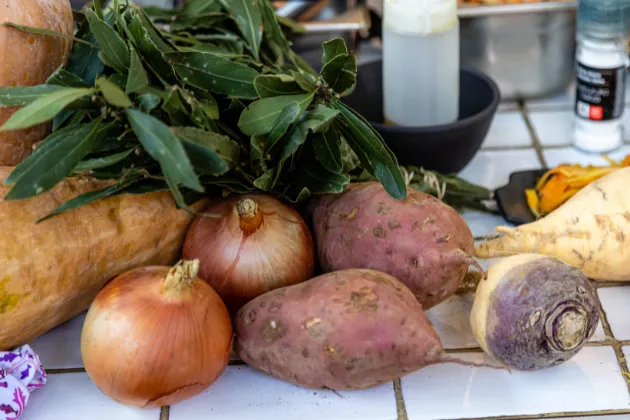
<box><xmin>474</xmin><ymin>227</ymin><xmax>533</xmax><ymax>259</ymax></box>
<box><xmin>439</xmin><ymin>355</ymin><xmax>511</xmax><ymax>373</ymax></box>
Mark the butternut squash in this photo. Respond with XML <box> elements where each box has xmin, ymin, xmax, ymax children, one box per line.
<box><xmin>0</xmin><ymin>167</ymin><xmax>202</xmax><ymax>350</ymax></box>
<box><xmin>0</xmin><ymin>0</ymin><xmax>74</xmax><ymax>165</ymax></box>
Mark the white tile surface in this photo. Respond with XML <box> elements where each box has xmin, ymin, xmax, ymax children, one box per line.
<box><xmin>169</xmin><ymin>366</ymin><xmax>397</xmax><ymax>420</ymax></box>
<box><xmin>481</xmin><ymin>113</ymin><xmax>532</xmax><ymax>149</ymax></box>
<box><xmin>543</xmin><ymin>145</ymin><xmax>630</xmax><ymax>168</ymax></box>
<box><xmin>22</xmin><ymin>373</ymin><xmax>160</xmax><ymax>420</ymax></box>
<box><xmin>529</xmin><ymin>110</ymin><xmax>575</xmax><ymax>147</ymax></box>
<box><xmin>599</xmin><ymin>287</ymin><xmax>630</xmax><ymax>340</ymax></box>
<box><xmin>401</xmin><ymin>347</ymin><xmax>629</xmax><ymax>420</ymax></box>
<box><xmin>458</xmin><ymin>149</ymin><xmax>542</xmax><ymax>190</ymax></box>
<box><xmin>30</xmin><ymin>313</ymin><xmax>86</xmax><ymax>370</ymax></box>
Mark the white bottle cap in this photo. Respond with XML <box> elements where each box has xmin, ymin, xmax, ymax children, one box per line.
<box><xmin>383</xmin><ymin>0</ymin><xmax>458</xmax><ymax>35</ymax></box>
<box><xmin>573</xmin><ymin>118</ymin><xmax>623</xmax><ymax>153</ymax></box>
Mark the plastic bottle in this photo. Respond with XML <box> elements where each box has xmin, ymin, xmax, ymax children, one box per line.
<box><xmin>382</xmin><ymin>0</ymin><xmax>459</xmax><ymax>127</ymax></box>
<box><xmin>573</xmin><ymin>0</ymin><xmax>630</xmax><ymax>153</ymax></box>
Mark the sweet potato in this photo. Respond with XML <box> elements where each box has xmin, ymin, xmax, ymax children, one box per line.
<box><xmin>475</xmin><ymin>166</ymin><xmax>630</xmax><ymax>281</ymax></box>
<box><xmin>471</xmin><ymin>254</ymin><xmax>600</xmax><ymax>370</ymax></box>
<box><xmin>0</xmin><ymin>167</ymin><xmax>201</xmax><ymax>350</ymax></box>
<box><xmin>235</xmin><ymin>268</ymin><xmax>495</xmax><ymax>390</ymax></box>
<box><xmin>310</xmin><ymin>182</ymin><xmax>477</xmax><ymax>309</ymax></box>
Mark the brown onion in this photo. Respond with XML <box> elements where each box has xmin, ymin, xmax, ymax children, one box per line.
<box><xmin>80</xmin><ymin>260</ymin><xmax>233</xmax><ymax>408</ymax></box>
<box><xmin>182</xmin><ymin>193</ymin><xmax>315</xmax><ymax>313</ymax></box>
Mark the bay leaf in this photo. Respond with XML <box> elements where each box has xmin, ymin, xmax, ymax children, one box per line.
<box><xmin>66</xmin><ymin>27</ymin><xmax>103</xmax><ymax>85</ymax></box>
<box><xmin>46</xmin><ymin>67</ymin><xmax>92</xmax><ymax>88</ymax></box>
<box><xmin>167</xmin><ymin>51</ymin><xmax>259</xmax><ymax>100</ymax></box>
<box><xmin>321</xmin><ymin>53</ymin><xmax>357</xmax><ymax>95</ymax></box>
<box><xmin>1</xmin><ymin>22</ymin><xmax>97</xmax><ymax>48</ymax></box>
<box><xmin>284</xmin><ymin>158</ymin><xmax>349</xmax><ymax>202</ymax></box>
<box><xmin>4</xmin><ymin>119</ymin><xmax>103</xmax><ymax>199</ymax></box>
<box><xmin>126</xmin><ymin>108</ymin><xmax>204</xmax><ymax>193</ymax></box>
<box><xmin>254</xmin><ymin>75</ymin><xmax>303</xmax><ymax>98</ymax></box>
<box><xmin>238</xmin><ymin>93</ymin><xmax>313</xmax><ymax>136</ymax></box>
<box><xmin>170</xmin><ymin>13</ymin><xmax>229</xmax><ymax>32</ymax></box>
<box><xmin>181</xmin><ymin>0</ymin><xmax>222</xmax><ymax>17</ymax></box>
<box><xmin>141</xmin><ymin>6</ymin><xmax>179</xmax><ymax>21</ymax></box>
<box><xmin>253</xmin><ymin>168</ymin><xmax>276</xmax><ymax>191</ymax></box>
<box><xmin>313</xmin><ymin>131</ymin><xmax>342</xmax><ymax>173</ymax></box>
<box><xmin>250</xmin><ymin>134</ymin><xmax>267</xmax><ymax>173</ymax></box>
<box><xmin>267</xmin><ymin>102</ymin><xmax>300</xmax><ymax>152</ymax></box>
<box><xmin>86</xmin><ymin>9</ymin><xmax>130</xmax><ymax>74</ymax></box>
<box><xmin>322</xmin><ymin>37</ymin><xmax>348</xmax><ymax>65</ymax></box>
<box><xmin>96</xmin><ymin>77</ymin><xmax>132</xmax><ymax>108</ymax></box>
<box><xmin>0</xmin><ymin>88</ymin><xmax>95</xmax><ymax>131</ymax></box>
<box><xmin>126</xmin><ymin>13</ymin><xmax>176</xmax><ymax>84</ymax></box>
<box><xmin>174</xmin><ymin>126</ymin><xmax>240</xmax><ymax>175</ymax></box>
<box><xmin>0</xmin><ymin>85</ymin><xmax>65</xmax><ymax>106</ymax></box>
<box><xmin>135</xmin><ymin>7</ymin><xmax>177</xmax><ymax>53</ymax></box>
<box><xmin>162</xmin><ymin>88</ymin><xmax>192</xmax><ymax>127</ymax></box>
<box><xmin>290</xmin><ymin>70</ymin><xmax>316</xmax><ymax>93</ymax></box>
<box><xmin>73</xmin><ymin>148</ymin><xmax>135</xmax><ymax>172</ymax></box>
<box><xmin>260</xmin><ymin>0</ymin><xmax>289</xmax><ymax>50</ymax></box>
<box><xmin>332</xmin><ymin>101</ymin><xmax>406</xmax><ymax>200</ymax></box>
<box><xmin>38</xmin><ymin>173</ymin><xmax>141</xmax><ymax>222</ymax></box>
<box><xmin>219</xmin><ymin>0</ymin><xmax>262</xmax><ymax>60</ymax></box>
<box><xmin>138</xmin><ymin>93</ymin><xmax>161</xmax><ymax>113</ymax></box>
<box><xmin>279</xmin><ymin>104</ymin><xmax>340</xmax><ymax>161</ymax></box>
<box><xmin>178</xmin><ymin>44</ymin><xmax>244</xmax><ymax>59</ymax></box>
<box><xmin>126</xmin><ymin>48</ymin><xmax>149</xmax><ymax>94</ymax></box>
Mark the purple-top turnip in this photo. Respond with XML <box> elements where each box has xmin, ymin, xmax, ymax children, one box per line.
<box><xmin>470</xmin><ymin>254</ymin><xmax>600</xmax><ymax>371</ymax></box>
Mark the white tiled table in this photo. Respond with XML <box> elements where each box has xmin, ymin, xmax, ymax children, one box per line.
<box><xmin>17</xmin><ymin>78</ymin><xmax>630</xmax><ymax>420</ymax></box>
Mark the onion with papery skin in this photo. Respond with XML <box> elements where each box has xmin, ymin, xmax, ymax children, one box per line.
<box><xmin>80</xmin><ymin>260</ymin><xmax>233</xmax><ymax>408</ymax></box>
<box><xmin>182</xmin><ymin>193</ymin><xmax>315</xmax><ymax>313</ymax></box>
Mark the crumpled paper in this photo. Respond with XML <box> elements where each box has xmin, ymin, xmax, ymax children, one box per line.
<box><xmin>0</xmin><ymin>346</ymin><xmax>46</xmax><ymax>420</ymax></box>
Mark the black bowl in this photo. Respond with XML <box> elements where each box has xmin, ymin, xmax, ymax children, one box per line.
<box><xmin>342</xmin><ymin>60</ymin><xmax>501</xmax><ymax>174</ymax></box>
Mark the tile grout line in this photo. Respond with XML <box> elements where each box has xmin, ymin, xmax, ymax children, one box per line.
<box><xmin>437</xmin><ymin>408</ymin><xmax>630</xmax><ymax>420</ymax></box>
<box><xmin>160</xmin><ymin>406</ymin><xmax>169</xmax><ymax>420</ymax></box>
<box><xmin>393</xmin><ymin>379</ymin><xmax>409</xmax><ymax>420</ymax></box>
<box><xmin>596</xmin><ymin>298</ymin><xmax>630</xmax><ymax>393</ymax></box>
<box><xmin>518</xmin><ymin>100</ymin><xmax>549</xmax><ymax>169</ymax></box>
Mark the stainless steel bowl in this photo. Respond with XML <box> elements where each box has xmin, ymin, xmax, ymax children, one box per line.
<box><xmin>459</xmin><ymin>2</ymin><xmax>577</xmax><ymax>100</ymax></box>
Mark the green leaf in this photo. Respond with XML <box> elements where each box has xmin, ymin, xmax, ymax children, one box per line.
<box><xmin>197</xmin><ymin>91</ymin><xmax>219</xmax><ymax>120</ymax></box>
<box><xmin>260</xmin><ymin>0</ymin><xmax>289</xmax><ymax>50</ymax></box>
<box><xmin>126</xmin><ymin>108</ymin><xmax>203</xmax><ymax>193</ymax></box>
<box><xmin>74</xmin><ymin>148</ymin><xmax>135</xmax><ymax>172</ymax></box>
<box><xmin>313</xmin><ymin>131</ymin><xmax>342</xmax><ymax>173</ymax></box>
<box><xmin>1</xmin><ymin>22</ymin><xmax>97</xmax><ymax>48</ymax></box>
<box><xmin>169</xmin><ymin>13</ymin><xmax>230</xmax><ymax>32</ymax></box>
<box><xmin>181</xmin><ymin>0</ymin><xmax>222</xmax><ymax>17</ymax></box>
<box><xmin>253</xmin><ymin>168</ymin><xmax>276</xmax><ymax>191</ymax></box>
<box><xmin>46</xmin><ymin>68</ymin><xmax>92</xmax><ymax>88</ymax></box>
<box><xmin>96</xmin><ymin>77</ymin><xmax>132</xmax><ymax>108</ymax></box>
<box><xmin>322</xmin><ymin>37</ymin><xmax>348</xmax><ymax>65</ymax></box>
<box><xmin>138</xmin><ymin>93</ymin><xmax>161</xmax><ymax>113</ymax></box>
<box><xmin>141</xmin><ymin>6</ymin><xmax>178</xmax><ymax>21</ymax></box>
<box><xmin>285</xmin><ymin>158</ymin><xmax>349</xmax><ymax>201</ymax></box>
<box><xmin>167</xmin><ymin>52</ymin><xmax>259</xmax><ymax>100</ymax></box>
<box><xmin>267</xmin><ymin>102</ymin><xmax>301</xmax><ymax>152</ymax></box>
<box><xmin>0</xmin><ymin>88</ymin><xmax>95</xmax><ymax>131</ymax></box>
<box><xmin>126</xmin><ymin>48</ymin><xmax>149</xmax><ymax>94</ymax></box>
<box><xmin>238</xmin><ymin>93</ymin><xmax>313</xmax><ymax>136</ymax></box>
<box><xmin>321</xmin><ymin>54</ymin><xmax>357</xmax><ymax>95</ymax></box>
<box><xmin>4</xmin><ymin>119</ymin><xmax>103</xmax><ymax>199</ymax></box>
<box><xmin>279</xmin><ymin>104</ymin><xmax>340</xmax><ymax>161</ymax></box>
<box><xmin>219</xmin><ymin>0</ymin><xmax>263</xmax><ymax>60</ymax></box>
<box><xmin>162</xmin><ymin>88</ymin><xmax>192</xmax><ymax>127</ymax></box>
<box><xmin>37</xmin><ymin>173</ymin><xmax>146</xmax><ymax>222</ymax></box>
<box><xmin>66</xmin><ymin>31</ymin><xmax>104</xmax><ymax>86</ymax></box>
<box><xmin>0</xmin><ymin>85</ymin><xmax>65</xmax><ymax>106</ymax></box>
<box><xmin>86</xmin><ymin>9</ymin><xmax>130</xmax><ymax>74</ymax></box>
<box><xmin>290</xmin><ymin>70</ymin><xmax>316</xmax><ymax>93</ymax></box>
<box><xmin>254</xmin><ymin>75</ymin><xmax>304</xmax><ymax>98</ymax></box>
<box><xmin>332</xmin><ymin>101</ymin><xmax>407</xmax><ymax>200</ymax></box>
<box><xmin>174</xmin><ymin>127</ymin><xmax>240</xmax><ymax>176</ymax></box>
<box><xmin>125</xmin><ymin>14</ymin><xmax>176</xmax><ymax>84</ymax></box>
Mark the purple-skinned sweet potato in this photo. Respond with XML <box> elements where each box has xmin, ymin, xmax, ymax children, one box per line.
<box><xmin>471</xmin><ymin>254</ymin><xmax>600</xmax><ymax>371</ymax></box>
<box><xmin>310</xmin><ymin>182</ymin><xmax>477</xmax><ymax>310</ymax></box>
<box><xmin>234</xmin><ymin>269</ymin><xmax>496</xmax><ymax>390</ymax></box>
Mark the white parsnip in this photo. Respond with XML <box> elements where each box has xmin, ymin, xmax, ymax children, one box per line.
<box><xmin>475</xmin><ymin>166</ymin><xmax>630</xmax><ymax>281</ymax></box>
